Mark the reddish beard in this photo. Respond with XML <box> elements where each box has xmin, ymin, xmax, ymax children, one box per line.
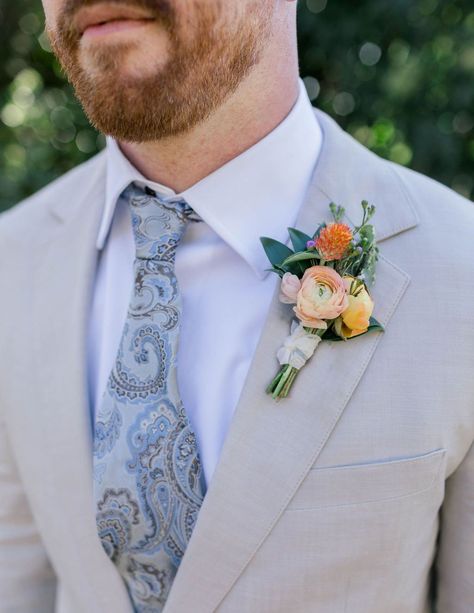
<box><xmin>47</xmin><ymin>0</ymin><xmax>270</xmax><ymax>142</ymax></box>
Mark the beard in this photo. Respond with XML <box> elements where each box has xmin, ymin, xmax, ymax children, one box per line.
<box><xmin>47</xmin><ymin>0</ymin><xmax>271</xmax><ymax>142</ymax></box>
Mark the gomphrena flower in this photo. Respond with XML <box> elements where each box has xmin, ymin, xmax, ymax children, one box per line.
<box><xmin>315</xmin><ymin>222</ymin><xmax>353</xmax><ymax>260</ymax></box>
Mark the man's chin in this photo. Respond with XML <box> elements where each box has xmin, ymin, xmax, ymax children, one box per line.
<box><xmin>73</xmin><ymin>80</ymin><xmax>183</xmax><ymax>142</ymax></box>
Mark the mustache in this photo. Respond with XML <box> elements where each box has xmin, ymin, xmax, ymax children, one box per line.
<box><xmin>56</xmin><ymin>0</ymin><xmax>174</xmax><ymax>41</ymax></box>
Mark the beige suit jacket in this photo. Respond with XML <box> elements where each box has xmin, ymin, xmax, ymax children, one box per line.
<box><xmin>0</xmin><ymin>109</ymin><xmax>473</xmax><ymax>613</ymax></box>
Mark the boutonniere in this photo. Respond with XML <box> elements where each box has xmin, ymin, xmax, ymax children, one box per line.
<box><xmin>260</xmin><ymin>201</ymin><xmax>384</xmax><ymax>400</ymax></box>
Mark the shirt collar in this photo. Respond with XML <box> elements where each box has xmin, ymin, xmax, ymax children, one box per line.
<box><xmin>100</xmin><ymin>77</ymin><xmax>323</xmax><ymax>279</ymax></box>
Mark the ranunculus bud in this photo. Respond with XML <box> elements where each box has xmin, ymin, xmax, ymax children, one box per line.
<box><xmin>279</xmin><ymin>272</ymin><xmax>301</xmax><ymax>304</ymax></box>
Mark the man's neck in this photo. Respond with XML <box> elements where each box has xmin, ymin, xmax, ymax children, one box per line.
<box><xmin>118</xmin><ymin>42</ymin><xmax>299</xmax><ymax>193</ymax></box>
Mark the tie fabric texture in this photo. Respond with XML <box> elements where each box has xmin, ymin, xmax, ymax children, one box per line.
<box><xmin>92</xmin><ymin>183</ymin><xmax>206</xmax><ymax>612</ymax></box>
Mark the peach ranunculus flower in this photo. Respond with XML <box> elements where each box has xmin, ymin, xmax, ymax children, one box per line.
<box><xmin>293</xmin><ymin>266</ymin><xmax>349</xmax><ymax>330</ymax></box>
<box><xmin>335</xmin><ymin>276</ymin><xmax>375</xmax><ymax>338</ymax></box>
<box><xmin>279</xmin><ymin>272</ymin><xmax>301</xmax><ymax>304</ymax></box>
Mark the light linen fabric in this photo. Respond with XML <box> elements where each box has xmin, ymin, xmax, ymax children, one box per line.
<box><xmin>88</xmin><ymin>77</ymin><xmax>323</xmax><ymax>486</ymax></box>
<box><xmin>0</xmin><ymin>108</ymin><xmax>473</xmax><ymax>613</ymax></box>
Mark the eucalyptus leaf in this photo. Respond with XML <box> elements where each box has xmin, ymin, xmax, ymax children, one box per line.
<box><xmin>321</xmin><ymin>328</ymin><xmax>345</xmax><ymax>342</ymax></box>
<box><xmin>288</xmin><ymin>227</ymin><xmax>312</xmax><ymax>252</ymax></box>
<box><xmin>264</xmin><ymin>267</ymin><xmax>285</xmax><ymax>278</ymax></box>
<box><xmin>313</xmin><ymin>223</ymin><xmax>326</xmax><ymax>240</ymax></box>
<box><xmin>281</xmin><ymin>251</ymin><xmax>320</xmax><ymax>266</ymax></box>
<box><xmin>260</xmin><ymin>237</ymin><xmax>294</xmax><ymax>268</ymax></box>
<box><xmin>368</xmin><ymin>316</ymin><xmax>384</xmax><ymax>332</ymax></box>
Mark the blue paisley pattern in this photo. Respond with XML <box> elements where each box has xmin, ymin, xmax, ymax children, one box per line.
<box><xmin>93</xmin><ymin>184</ymin><xmax>206</xmax><ymax>612</ymax></box>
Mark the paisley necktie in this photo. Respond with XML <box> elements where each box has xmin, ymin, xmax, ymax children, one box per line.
<box><xmin>92</xmin><ymin>182</ymin><xmax>206</xmax><ymax>612</ymax></box>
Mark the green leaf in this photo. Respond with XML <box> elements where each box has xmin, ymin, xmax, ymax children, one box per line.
<box><xmin>260</xmin><ymin>237</ymin><xmax>294</xmax><ymax>268</ymax></box>
<box><xmin>287</xmin><ymin>227</ymin><xmax>312</xmax><ymax>252</ymax></box>
<box><xmin>367</xmin><ymin>316</ymin><xmax>384</xmax><ymax>332</ymax></box>
<box><xmin>359</xmin><ymin>223</ymin><xmax>375</xmax><ymax>243</ymax></box>
<box><xmin>321</xmin><ymin>328</ymin><xmax>345</xmax><ymax>342</ymax></box>
<box><xmin>313</xmin><ymin>223</ymin><xmax>326</xmax><ymax>240</ymax></box>
<box><xmin>281</xmin><ymin>251</ymin><xmax>320</xmax><ymax>266</ymax></box>
<box><xmin>362</xmin><ymin>245</ymin><xmax>379</xmax><ymax>286</ymax></box>
<box><xmin>264</xmin><ymin>267</ymin><xmax>286</xmax><ymax>278</ymax></box>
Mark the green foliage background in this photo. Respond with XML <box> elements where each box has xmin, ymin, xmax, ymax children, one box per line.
<box><xmin>1</xmin><ymin>0</ymin><xmax>474</xmax><ymax>212</ymax></box>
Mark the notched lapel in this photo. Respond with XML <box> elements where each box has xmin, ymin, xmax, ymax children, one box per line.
<box><xmin>164</xmin><ymin>111</ymin><xmax>418</xmax><ymax>613</ymax></box>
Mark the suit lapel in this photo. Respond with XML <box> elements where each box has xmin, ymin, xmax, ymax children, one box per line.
<box><xmin>163</xmin><ymin>109</ymin><xmax>418</xmax><ymax>612</ymax></box>
<box><xmin>31</xmin><ymin>152</ymin><xmax>133</xmax><ymax>612</ymax></box>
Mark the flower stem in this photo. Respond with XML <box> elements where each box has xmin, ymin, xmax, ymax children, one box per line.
<box><xmin>265</xmin><ymin>364</ymin><xmax>300</xmax><ymax>399</ymax></box>
<box><xmin>272</xmin><ymin>363</ymin><xmax>293</xmax><ymax>399</ymax></box>
<box><xmin>265</xmin><ymin>366</ymin><xmax>285</xmax><ymax>394</ymax></box>
<box><xmin>279</xmin><ymin>367</ymin><xmax>299</xmax><ymax>397</ymax></box>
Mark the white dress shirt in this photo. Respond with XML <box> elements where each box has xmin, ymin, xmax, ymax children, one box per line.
<box><xmin>88</xmin><ymin>77</ymin><xmax>322</xmax><ymax>487</ymax></box>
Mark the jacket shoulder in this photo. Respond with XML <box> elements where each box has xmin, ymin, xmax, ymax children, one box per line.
<box><xmin>389</xmin><ymin>161</ymin><xmax>474</xmax><ymax>226</ymax></box>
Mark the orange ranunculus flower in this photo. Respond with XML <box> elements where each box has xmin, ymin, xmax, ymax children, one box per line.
<box><xmin>293</xmin><ymin>266</ymin><xmax>349</xmax><ymax>330</ymax></box>
<box><xmin>315</xmin><ymin>222</ymin><xmax>353</xmax><ymax>261</ymax></box>
<box><xmin>336</xmin><ymin>276</ymin><xmax>374</xmax><ymax>338</ymax></box>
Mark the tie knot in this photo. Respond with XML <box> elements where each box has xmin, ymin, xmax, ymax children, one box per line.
<box><xmin>123</xmin><ymin>183</ymin><xmax>196</xmax><ymax>261</ymax></box>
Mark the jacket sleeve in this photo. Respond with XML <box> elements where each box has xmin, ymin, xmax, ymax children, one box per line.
<box><xmin>0</xmin><ymin>413</ymin><xmax>57</xmax><ymax>612</ymax></box>
<box><xmin>435</xmin><ymin>440</ymin><xmax>474</xmax><ymax>612</ymax></box>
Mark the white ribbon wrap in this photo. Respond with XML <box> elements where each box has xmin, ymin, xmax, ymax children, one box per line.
<box><xmin>276</xmin><ymin>321</ymin><xmax>322</xmax><ymax>370</ymax></box>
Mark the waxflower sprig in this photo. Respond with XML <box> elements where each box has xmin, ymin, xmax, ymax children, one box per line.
<box><xmin>260</xmin><ymin>201</ymin><xmax>384</xmax><ymax>400</ymax></box>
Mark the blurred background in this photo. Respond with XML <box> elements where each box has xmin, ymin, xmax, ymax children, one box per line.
<box><xmin>1</xmin><ymin>0</ymin><xmax>474</xmax><ymax>212</ymax></box>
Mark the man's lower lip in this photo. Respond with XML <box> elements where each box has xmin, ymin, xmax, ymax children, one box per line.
<box><xmin>82</xmin><ymin>19</ymin><xmax>154</xmax><ymax>39</ymax></box>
